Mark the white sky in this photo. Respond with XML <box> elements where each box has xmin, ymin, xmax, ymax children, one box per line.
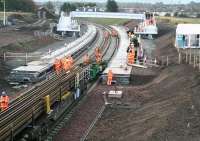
<box><xmin>33</xmin><ymin>0</ymin><xmax>200</xmax><ymax>4</ymax></box>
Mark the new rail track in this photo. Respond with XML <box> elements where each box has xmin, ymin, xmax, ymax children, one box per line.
<box><xmin>52</xmin><ymin>25</ymin><xmax>119</xmax><ymax>141</ymax></box>
<box><xmin>0</xmin><ymin>24</ymin><xmax>116</xmax><ymax>141</ymax></box>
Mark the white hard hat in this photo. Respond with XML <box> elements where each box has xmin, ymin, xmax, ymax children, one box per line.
<box><xmin>2</xmin><ymin>91</ymin><xmax>6</xmax><ymax>95</ymax></box>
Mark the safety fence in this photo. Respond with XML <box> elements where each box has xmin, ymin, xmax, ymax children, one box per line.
<box><xmin>0</xmin><ymin>26</ymin><xmax>16</xmax><ymax>32</ymax></box>
<box><xmin>33</xmin><ymin>30</ymin><xmax>65</xmax><ymax>41</ymax></box>
<box><xmin>178</xmin><ymin>48</ymin><xmax>200</xmax><ymax>71</ymax></box>
<box><xmin>2</xmin><ymin>52</ymin><xmax>44</xmax><ymax>65</ymax></box>
<box><xmin>126</xmin><ymin>54</ymin><xmax>179</xmax><ymax>68</ymax></box>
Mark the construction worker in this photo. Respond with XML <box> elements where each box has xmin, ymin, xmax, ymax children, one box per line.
<box><xmin>96</xmin><ymin>54</ymin><xmax>101</xmax><ymax>64</ymax></box>
<box><xmin>0</xmin><ymin>91</ymin><xmax>9</xmax><ymax>111</ymax></box>
<box><xmin>54</xmin><ymin>58</ymin><xmax>62</xmax><ymax>74</ymax></box>
<box><xmin>128</xmin><ymin>48</ymin><xmax>135</xmax><ymax>64</ymax></box>
<box><xmin>83</xmin><ymin>54</ymin><xmax>89</xmax><ymax>65</ymax></box>
<box><xmin>95</xmin><ymin>47</ymin><xmax>100</xmax><ymax>56</ymax></box>
<box><xmin>107</xmin><ymin>69</ymin><xmax>113</xmax><ymax>86</ymax></box>
<box><xmin>62</xmin><ymin>57</ymin><xmax>69</xmax><ymax>71</ymax></box>
<box><xmin>95</xmin><ymin>47</ymin><xmax>102</xmax><ymax>64</ymax></box>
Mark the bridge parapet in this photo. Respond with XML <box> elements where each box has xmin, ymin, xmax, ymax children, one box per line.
<box><xmin>70</xmin><ymin>11</ymin><xmax>145</xmax><ymax>20</ymax></box>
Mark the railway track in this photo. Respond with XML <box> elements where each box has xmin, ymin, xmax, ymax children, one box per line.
<box><xmin>51</xmin><ymin>26</ymin><xmax>119</xmax><ymax>141</ymax></box>
<box><xmin>0</xmin><ymin>24</ymin><xmax>115</xmax><ymax>141</ymax></box>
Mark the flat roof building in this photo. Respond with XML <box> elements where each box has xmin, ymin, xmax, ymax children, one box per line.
<box><xmin>176</xmin><ymin>24</ymin><xmax>200</xmax><ymax>48</ymax></box>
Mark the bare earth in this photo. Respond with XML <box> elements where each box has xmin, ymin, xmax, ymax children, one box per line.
<box><xmin>86</xmin><ymin>22</ymin><xmax>200</xmax><ymax>141</ymax></box>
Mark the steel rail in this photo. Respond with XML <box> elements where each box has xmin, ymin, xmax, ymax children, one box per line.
<box><xmin>0</xmin><ymin>25</ymin><xmax>108</xmax><ymax>141</ymax></box>
<box><xmin>47</xmin><ymin>25</ymin><xmax>120</xmax><ymax>141</ymax></box>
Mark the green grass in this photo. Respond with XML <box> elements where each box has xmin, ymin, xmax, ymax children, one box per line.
<box><xmin>0</xmin><ymin>12</ymin><xmax>32</xmax><ymax>20</ymax></box>
<box><xmin>156</xmin><ymin>16</ymin><xmax>200</xmax><ymax>25</ymax></box>
<box><xmin>78</xmin><ymin>17</ymin><xmax>130</xmax><ymax>25</ymax></box>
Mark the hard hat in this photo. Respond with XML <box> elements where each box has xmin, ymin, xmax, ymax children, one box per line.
<box><xmin>2</xmin><ymin>91</ymin><xmax>6</xmax><ymax>96</ymax></box>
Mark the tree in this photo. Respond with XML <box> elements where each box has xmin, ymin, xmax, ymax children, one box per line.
<box><xmin>106</xmin><ymin>0</ymin><xmax>118</xmax><ymax>12</ymax></box>
<box><xmin>0</xmin><ymin>0</ymin><xmax>36</xmax><ymax>12</ymax></box>
<box><xmin>174</xmin><ymin>12</ymin><xmax>178</xmax><ymax>17</ymax></box>
<box><xmin>45</xmin><ymin>1</ymin><xmax>54</xmax><ymax>11</ymax></box>
<box><xmin>85</xmin><ymin>3</ymin><xmax>96</xmax><ymax>7</ymax></box>
<box><xmin>61</xmin><ymin>2</ymin><xmax>76</xmax><ymax>13</ymax></box>
<box><xmin>165</xmin><ymin>13</ymin><xmax>171</xmax><ymax>17</ymax></box>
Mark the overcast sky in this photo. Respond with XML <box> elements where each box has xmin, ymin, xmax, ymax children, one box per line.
<box><xmin>33</xmin><ymin>0</ymin><xmax>200</xmax><ymax>4</ymax></box>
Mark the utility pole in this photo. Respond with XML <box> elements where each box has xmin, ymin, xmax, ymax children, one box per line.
<box><xmin>3</xmin><ymin>0</ymin><xmax>5</xmax><ymax>26</ymax></box>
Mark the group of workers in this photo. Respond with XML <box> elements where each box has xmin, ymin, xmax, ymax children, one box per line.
<box><xmin>127</xmin><ymin>31</ymin><xmax>145</xmax><ymax>65</ymax></box>
<box><xmin>54</xmin><ymin>46</ymin><xmax>112</xmax><ymax>86</ymax></box>
<box><xmin>54</xmin><ymin>55</ymin><xmax>74</xmax><ymax>74</ymax></box>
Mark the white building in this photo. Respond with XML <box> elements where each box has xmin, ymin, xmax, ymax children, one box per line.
<box><xmin>57</xmin><ymin>12</ymin><xmax>80</xmax><ymax>33</ymax></box>
<box><xmin>175</xmin><ymin>24</ymin><xmax>200</xmax><ymax>48</ymax></box>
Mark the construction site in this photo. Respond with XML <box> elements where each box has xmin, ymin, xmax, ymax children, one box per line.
<box><xmin>1</xmin><ymin>0</ymin><xmax>200</xmax><ymax>141</ymax></box>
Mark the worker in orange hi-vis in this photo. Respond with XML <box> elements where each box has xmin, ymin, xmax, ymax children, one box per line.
<box><xmin>128</xmin><ymin>49</ymin><xmax>135</xmax><ymax>64</ymax></box>
<box><xmin>54</xmin><ymin>58</ymin><xmax>62</xmax><ymax>74</ymax></box>
<box><xmin>96</xmin><ymin>52</ymin><xmax>102</xmax><ymax>64</ymax></box>
<box><xmin>83</xmin><ymin>54</ymin><xmax>89</xmax><ymax>65</ymax></box>
<box><xmin>62</xmin><ymin>57</ymin><xmax>69</xmax><ymax>71</ymax></box>
<box><xmin>62</xmin><ymin>55</ymin><xmax>73</xmax><ymax>72</ymax></box>
<box><xmin>95</xmin><ymin>47</ymin><xmax>101</xmax><ymax>64</ymax></box>
<box><xmin>0</xmin><ymin>91</ymin><xmax>9</xmax><ymax>111</ymax></box>
<box><xmin>107</xmin><ymin>69</ymin><xmax>113</xmax><ymax>85</ymax></box>
<box><xmin>95</xmin><ymin>47</ymin><xmax>100</xmax><ymax>56</ymax></box>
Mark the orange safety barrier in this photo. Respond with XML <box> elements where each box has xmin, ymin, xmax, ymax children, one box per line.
<box><xmin>0</xmin><ymin>95</ymin><xmax>9</xmax><ymax>111</ymax></box>
<box><xmin>54</xmin><ymin>58</ymin><xmax>62</xmax><ymax>74</ymax></box>
<box><xmin>107</xmin><ymin>69</ymin><xmax>113</xmax><ymax>85</ymax></box>
<box><xmin>83</xmin><ymin>54</ymin><xmax>90</xmax><ymax>65</ymax></box>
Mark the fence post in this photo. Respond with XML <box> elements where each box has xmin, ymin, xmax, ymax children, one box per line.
<box><xmin>196</xmin><ymin>55</ymin><xmax>198</xmax><ymax>68</ymax></box>
<box><xmin>25</xmin><ymin>53</ymin><xmax>28</xmax><ymax>65</ymax></box>
<box><xmin>161</xmin><ymin>56</ymin><xmax>164</xmax><ymax>66</ymax></box>
<box><xmin>199</xmin><ymin>50</ymin><xmax>200</xmax><ymax>71</ymax></box>
<box><xmin>167</xmin><ymin>56</ymin><xmax>169</xmax><ymax>66</ymax></box>
<box><xmin>194</xmin><ymin>55</ymin><xmax>196</xmax><ymax>68</ymax></box>
<box><xmin>178</xmin><ymin>53</ymin><xmax>181</xmax><ymax>64</ymax></box>
<box><xmin>186</xmin><ymin>50</ymin><xmax>188</xmax><ymax>63</ymax></box>
<box><xmin>3</xmin><ymin>52</ymin><xmax>6</xmax><ymax>61</ymax></box>
<box><xmin>189</xmin><ymin>48</ymin><xmax>192</xmax><ymax>64</ymax></box>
